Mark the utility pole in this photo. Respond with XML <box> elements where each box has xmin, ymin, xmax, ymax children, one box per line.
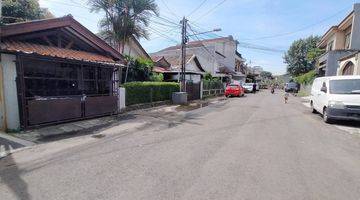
<box><xmin>180</xmin><ymin>17</ymin><xmax>188</xmax><ymax>92</ymax></box>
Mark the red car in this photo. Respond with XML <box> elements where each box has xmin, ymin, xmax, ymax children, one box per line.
<box><xmin>225</xmin><ymin>84</ymin><xmax>245</xmax><ymax>97</ymax></box>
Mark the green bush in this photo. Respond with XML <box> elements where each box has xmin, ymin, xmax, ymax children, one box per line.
<box><xmin>203</xmin><ymin>79</ymin><xmax>223</xmax><ymax>90</ymax></box>
<box><xmin>150</xmin><ymin>73</ymin><xmax>164</xmax><ymax>82</ymax></box>
<box><xmin>123</xmin><ymin>82</ymin><xmax>180</xmax><ymax>106</ymax></box>
<box><xmin>295</xmin><ymin>70</ymin><xmax>316</xmax><ymax>85</ymax></box>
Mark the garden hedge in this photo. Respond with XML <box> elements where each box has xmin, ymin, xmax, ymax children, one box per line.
<box><xmin>123</xmin><ymin>82</ymin><xmax>180</xmax><ymax>106</ymax></box>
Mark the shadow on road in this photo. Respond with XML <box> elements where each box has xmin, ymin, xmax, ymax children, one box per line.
<box><xmin>0</xmin><ymin>155</ymin><xmax>31</xmax><ymax>200</ymax></box>
<box><xmin>331</xmin><ymin>120</ymin><xmax>360</xmax><ymax>128</ymax></box>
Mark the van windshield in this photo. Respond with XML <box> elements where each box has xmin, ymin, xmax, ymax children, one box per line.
<box><xmin>329</xmin><ymin>79</ymin><xmax>360</xmax><ymax>94</ymax></box>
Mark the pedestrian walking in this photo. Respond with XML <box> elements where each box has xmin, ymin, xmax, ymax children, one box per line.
<box><xmin>284</xmin><ymin>92</ymin><xmax>289</xmax><ymax>104</ymax></box>
<box><xmin>252</xmin><ymin>83</ymin><xmax>256</xmax><ymax>93</ymax></box>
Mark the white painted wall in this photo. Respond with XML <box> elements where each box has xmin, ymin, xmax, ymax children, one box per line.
<box><xmin>1</xmin><ymin>54</ymin><xmax>20</xmax><ymax>131</ymax></box>
<box><xmin>0</xmin><ymin>63</ymin><xmax>5</xmax><ymax>131</ymax></box>
<box><xmin>122</xmin><ymin>38</ymin><xmax>149</xmax><ymax>59</ymax></box>
<box><xmin>118</xmin><ymin>87</ymin><xmax>126</xmax><ymax>111</ymax></box>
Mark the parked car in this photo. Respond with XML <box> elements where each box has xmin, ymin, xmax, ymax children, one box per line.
<box><xmin>242</xmin><ymin>83</ymin><xmax>254</xmax><ymax>93</ymax></box>
<box><xmin>225</xmin><ymin>83</ymin><xmax>245</xmax><ymax>97</ymax></box>
<box><xmin>285</xmin><ymin>82</ymin><xmax>299</xmax><ymax>93</ymax></box>
<box><xmin>310</xmin><ymin>76</ymin><xmax>360</xmax><ymax>123</ymax></box>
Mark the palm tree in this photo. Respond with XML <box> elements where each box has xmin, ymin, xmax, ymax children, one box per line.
<box><xmin>89</xmin><ymin>0</ymin><xmax>159</xmax><ymax>82</ymax></box>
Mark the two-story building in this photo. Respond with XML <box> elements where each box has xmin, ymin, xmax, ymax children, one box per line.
<box><xmin>151</xmin><ymin>36</ymin><xmax>240</xmax><ymax>81</ymax></box>
<box><xmin>318</xmin><ymin>3</ymin><xmax>360</xmax><ymax>76</ymax></box>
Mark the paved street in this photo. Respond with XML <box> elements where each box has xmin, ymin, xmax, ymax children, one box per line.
<box><xmin>1</xmin><ymin>91</ymin><xmax>360</xmax><ymax>200</ymax></box>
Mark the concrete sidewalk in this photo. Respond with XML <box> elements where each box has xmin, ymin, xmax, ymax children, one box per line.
<box><xmin>0</xmin><ymin>132</ymin><xmax>34</xmax><ymax>158</ymax></box>
<box><xmin>9</xmin><ymin>96</ymin><xmax>227</xmax><ymax>144</ymax></box>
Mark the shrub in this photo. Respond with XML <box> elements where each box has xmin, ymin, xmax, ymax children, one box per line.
<box><xmin>123</xmin><ymin>82</ymin><xmax>180</xmax><ymax>106</ymax></box>
<box><xmin>150</xmin><ymin>73</ymin><xmax>164</xmax><ymax>82</ymax></box>
<box><xmin>295</xmin><ymin>70</ymin><xmax>316</xmax><ymax>85</ymax></box>
<box><xmin>203</xmin><ymin>79</ymin><xmax>223</xmax><ymax>90</ymax></box>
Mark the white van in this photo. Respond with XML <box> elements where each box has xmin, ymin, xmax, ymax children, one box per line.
<box><xmin>310</xmin><ymin>76</ymin><xmax>360</xmax><ymax>123</ymax></box>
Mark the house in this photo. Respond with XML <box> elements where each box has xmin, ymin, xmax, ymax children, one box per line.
<box><xmin>151</xmin><ymin>36</ymin><xmax>239</xmax><ymax>81</ymax></box>
<box><xmin>151</xmin><ymin>55</ymin><xmax>205</xmax><ymax>83</ymax></box>
<box><xmin>120</xmin><ymin>37</ymin><xmax>152</xmax><ymax>60</ymax></box>
<box><xmin>233</xmin><ymin>51</ymin><xmax>246</xmax><ymax>83</ymax></box>
<box><xmin>317</xmin><ymin>3</ymin><xmax>360</xmax><ymax>76</ymax></box>
<box><xmin>0</xmin><ymin>15</ymin><xmax>124</xmax><ymax>131</ymax></box>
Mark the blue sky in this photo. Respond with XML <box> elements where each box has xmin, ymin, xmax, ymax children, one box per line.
<box><xmin>39</xmin><ymin>0</ymin><xmax>358</xmax><ymax>75</ymax></box>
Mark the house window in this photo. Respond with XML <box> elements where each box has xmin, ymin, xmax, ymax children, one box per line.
<box><xmin>342</xmin><ymin>61</ymin><xmax>354</xmax><ymax>75</ymax></box>
<box><xmin>327</xmin><ymin>41</ymin><xmax>334</xmax><ymax>51</ymax></box>
<box><xmin>345</xmin><ymin>33</ymin><xmax>351</xmax><ymax>49</ymax></box>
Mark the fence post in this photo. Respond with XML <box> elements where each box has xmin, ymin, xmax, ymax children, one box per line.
<box><xmin>118</xmin><ymin>87</ymin><xmax>126</xmax><ymax>113</ymax></box>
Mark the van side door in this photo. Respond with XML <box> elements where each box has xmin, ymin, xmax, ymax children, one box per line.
<box><xmin>318</xmin><ymin>81</ymin><xmax>328</xmax><ymax>111</ymax></box>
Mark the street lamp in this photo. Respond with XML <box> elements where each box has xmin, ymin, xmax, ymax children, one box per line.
<box><xmin>187</xmin><ymin>28</ymin><xmax>222</xmax><ymax>37</ymax></box>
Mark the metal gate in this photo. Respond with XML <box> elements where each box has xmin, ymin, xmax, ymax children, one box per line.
<box><xmin>186</xmin><ymin>82</ymin><xmax>201</xmax><ymax>101</ymax></box>
<box><xmin>18</xmin><ymin>56</ymin><xmax>119</xmax><ymax>129</ymax></box>
<box><xmin>26</xmin><ymin>96</ymin><xmax>118</xmax><ymax>126</ymax></box>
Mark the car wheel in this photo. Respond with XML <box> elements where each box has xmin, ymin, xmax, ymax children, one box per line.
<box><xmin>310</xmin><ymin>101</ymin><xmax>317</xmax><ymax>113</ymax></box>
<box><xmin>323</xmin><ymin>108</ymin><xmax>332</xmax><ymax>124</ymax></box>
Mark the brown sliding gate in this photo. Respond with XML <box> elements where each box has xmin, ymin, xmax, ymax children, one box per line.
<box><xmin>186</xmin><ymin>82</ymin><xmax>201</xmax><ymax>101</ymax></box>
<box><xmin>17</xmin><ymin>56</ymin><xmax>119</xmax><ymax>129</ymax></box>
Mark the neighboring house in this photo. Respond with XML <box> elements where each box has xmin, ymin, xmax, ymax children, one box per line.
<box><xmin>119</xmin><ymin>36</ymin><xmax>152</xmax><ymax>60</ymax></box>
<box><xmin>317</xmin><ymin>3</ymin><xmax>360</xmax><ymax>76</ymax></box>
<box><xmin>151</xmin><ymin>36</ymin><xmax>239</xmax><ymax>80</ymax></box>
<box><xmin>234</xmin><ymin>51</ymin><xmax>246</xmax><ymax>82</ymax></box>
<box><xmin>0</xmin><ymin>15</ymin><xmax>124</xmax><ymax>131</ymax></box>
<box><xmin>151</xmin><ymin>55</ymin><xmax>205</xmax><ymax>83</ymax></box>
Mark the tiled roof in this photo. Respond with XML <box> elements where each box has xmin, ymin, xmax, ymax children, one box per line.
<box><xmin>1</xmin><ymin>15</ymin><xmax>123</xmax><ymax>61</ymax></box>
<box><xmin>158</xmin><ymin>36</ymin><xmax>233</xmax><ymax>52</ymax></box>
<box><xmin>151</xmin><ymin>56</ymin><xmax>163</xmax><ymax>62</ymax></box>
<box><xmin>163</xmin><ymin>55</ymin><xmax>194</xmax><ymax>67</ymax></box>
<box><xmin>153</xmin><ymin>66</ymin><xmax>169</xmax><ymax>73</ymax></box>
<box><xmin>1</xmin><ymin>41</ymin><xmax>118</xmax><ymax>65</ymax></box>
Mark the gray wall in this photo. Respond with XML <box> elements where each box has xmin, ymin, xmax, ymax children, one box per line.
<box><xmin>325</xmin><ymin>51</ymin><xmax>356</xmax><ymax>76</ymax></box>
<box><xmin>1</xmin><ymin>54</ymin><xmax>20</xmax><ymax>131</ymax></box>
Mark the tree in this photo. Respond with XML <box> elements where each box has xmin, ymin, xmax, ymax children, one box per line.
<box><xmin>260</xmin><ymin>71</ymin><xmax>272</xmax><ymax>79</ymax></box>
<box><xmin>284</xmin><ymin>36</ymin><xmax>321</xmax><ymax>76</ymax></box>
<box><xmin>88</xmin><ymin>0</ymin><xmax>158</xmax><ymax>53</ymax></box>
<box><xmin>125</xmin><ymin>57</ymin><xmax>154</xmax><ymax>82</ymax></box>
<box><xmin>1</xmin><ymin>0</ymin><xmax>54</xmax><ymax>24</ymax></box>
<box><xmin>307</xmin><ymin>47</ymin><xmax>325</xmax><ymax>65</ymax></box>
<box><xmin>89</xmin><ymin>0</ymin><xmax>158</xmax><ymax>83</ymax></box>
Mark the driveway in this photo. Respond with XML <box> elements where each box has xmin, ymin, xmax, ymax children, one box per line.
<box><xmin>1</xmin><ymin>91</ymin><xmax>360</xmax><ymax>200</ymax></box>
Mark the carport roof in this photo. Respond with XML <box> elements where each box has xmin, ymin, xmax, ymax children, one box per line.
<box><xmin>1</xmin><ymin>41</ymin><xmax>120</xmax><ymax>65</ymax></box>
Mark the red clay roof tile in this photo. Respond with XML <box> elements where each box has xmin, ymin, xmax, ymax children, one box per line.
<box><xmin>1</xmin><ymin>41</ymin><xmax>118</xmax><ymax>65</ymax></box>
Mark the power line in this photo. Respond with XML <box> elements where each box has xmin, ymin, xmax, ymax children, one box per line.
<box><xmin>148</xmin><ymin>26</ymin><xmax>179</xmax><ymax>44</ymax></box>
<box><xmin>187</xmin><ymin>24</ymin><xmax>218</xmax><ymax>61</ymax></box>
<box><xmin>187</xmin><ymin>0</ymin><xmax>208</xmax><ymax>18</ymax></box>
<box><xmin>193</xmin><ymin>0</ymin><xmax>228</xmax><ymax>22</ymax></box>
<box><xmin>151</xmin><ymin>14</ymin><xmax>181</xmax><ymax>26</ymax></box>
<box><xmin>244</xmin><ymin>6</ymin><xmax>351</xmax><ymax>41</ymax></box>
<box><xmin>160</xmin><ymin>0</ymin><xmax>180</xmax><ymax>19</ymax></box>
<box><xmin>188</xmin><ymin>20</ymin><xmax>286</xmax><ymax>53</ymax></box>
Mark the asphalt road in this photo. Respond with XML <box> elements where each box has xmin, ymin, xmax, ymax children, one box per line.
<box><xmin>1</xmin><ymin>91</ymin><xmax>360</xmax><ymax>200</ymax></box>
